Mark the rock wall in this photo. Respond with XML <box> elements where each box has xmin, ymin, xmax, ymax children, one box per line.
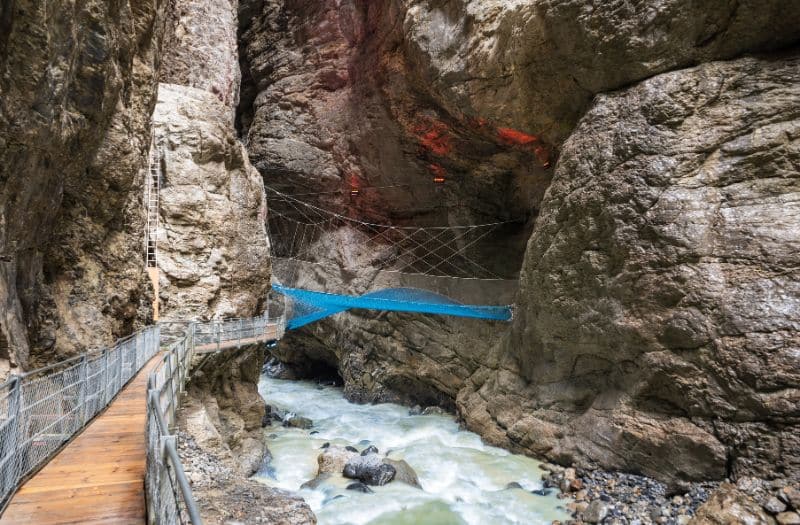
<box><xmin>461</xmin><ymin>53</ymin><xmax>800</xmax><ymax>488</ymax></box>
<box><xmin>153</xmin><ymin>83</ymin><xmax>270</xmax><ymax>320</ymax></box>
<box><xmin>239</xmin><ymin>0</ymin><xmax>547</xmax><ymax>408</ymax></box>
<box><xmin>0</xmin><ymin>0</ymin><xmax>169</xmax><ymax>373</ymax></box>
<box><xmin>239</xmin><ymin>0</ymin><xmax>800</xmax><ymax>488</ymax></box>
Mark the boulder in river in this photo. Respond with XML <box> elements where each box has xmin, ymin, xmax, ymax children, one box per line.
<box><xmin>346</xmin><ymin>481</ymin><xmax>374</xmax><ymax>494</ymax></box>
<box><xmin>300</xmin><ymin>473</ymin><xmax>331</xmax><ymax>490</ymax></box>
<box><xmin>361</xmin><ymin>445</ymin><xmax>379</xmax><ymax>456</ymax></box>
<box><xmin>317</xmin><ymin>446</ymin><xmax>358</xmax><ymax>475</ymax></box>
<box><xmin>384</xmin><ymin>459</ymin><xmax>421</xmax><ymax>489</ymax></box>
<box><xmin>283</xmin><ymin>413</ymin><xmax>313</xmax><ymax>429</ymax></box>
<box><xmin>343</xmin><ymin>454</ymin><xmax>396</xmax><ymax>486</ymax></box>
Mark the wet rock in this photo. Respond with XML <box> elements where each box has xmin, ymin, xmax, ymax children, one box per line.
<box><xmin>532</xmin><ymin>488</ymin><xmax>553</xmax><ymax>497</ymax></box>
<box><xmin>320</xmin><ymin>442</ymin><xmax>330</xmax><ymax>449</ymax></box>
<box><xmin>317</xmin><ymin>446</ymin><xmax>357</xmax><ymax>475</ymax></box>
<box><xmin>283</xmin><ymin>414</ymin><xmax>313</xmax><ymax>430</ymax></box>
<box><xmin>766</xmin><ymin>497</ymin><xmax>789</xmax><ymax>515</ymax></box>
<box><xmin>777</xmin><ymin>513</ymin><xmax>800</xmax><ymax>525</ymax></box>
<box><xmin>583</xmin><ymin>500</ymin><xmax>611</xmax><ymax>523</ymax></box>
<box><xmin>361</xmin><ymin>445</ymin><xmax>379</xmax><ymax>456</ymax></box>
<box><xmin>300</xmin><ymin>473</ymin><xmax>331</xmax><ymax>490</ymax></box>
<box><xmin>343</xmin><ymin>454</ymin><xmax>396</xmax><ymax>486</ymax></box>
<box><xmin>780</xmin><ymin>487</ymin><xmax>800</xmax><ymax>510</ymax></box>
<box><xmin>421</xmin><ymin>406</ymin><xmax>447</xmax><ymax>416</ymax></box>
<box><xmin>691</xmin><ymin>483</ymin><xmax>776</xmax><ymax>524</ymax></box>
<box><xmin>345</xmin><ymin>446</ymin><xmax>358</xmax><ymax>453</ymax></box>
<box><xmin>383</xmin><ymin>459</ymin><xmax>421</xmax><ymax>489</ymax></box>
<box><xmin>505</xmin><ymin>482</ymin><xmax>523</xmax><ymax>490</ymax></box>
<box><xmin>346</xmin><ymin>482</ymin><xmax>374</xmax><ymax>494</ymax></box>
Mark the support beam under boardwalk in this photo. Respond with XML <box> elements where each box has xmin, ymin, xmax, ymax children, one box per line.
<box><xmin>0</xmin><ymin>356</ymin><xmax>162</xmax><ymax>525</ymax></box>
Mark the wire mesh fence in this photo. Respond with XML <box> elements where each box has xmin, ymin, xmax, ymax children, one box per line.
<box><xmin>0</xmin><ymin>312</ymin><xmax>285</xmax><ymax>524</ymax></box>
<box><xmin>0</xmin><ymin>327</ymin><xmax>161</xmax><ymax>512</ymax></box>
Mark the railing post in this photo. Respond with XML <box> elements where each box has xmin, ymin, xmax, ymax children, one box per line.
<box><xmin>134</xmin><ymin>332</ymin><xmax>141</xmax><ymax>373</ymax></box>
<box><xmin>78</xmin><ymin>355</ymin><xmax>88</xmax><ymax>426</ymax></box>
<box><xmin>166</xmin><ymin>353</ymin><xmax>177</xmax><ymax>428</ymax></box>
<box><xmin>116</xmin><ymin>346</ymin><xmax>123</xmax><ymax>393</ymax></box>
<box><xmin>102</xmin><ymin>350</ymin><xmax>109</xmax><ymax>404</ymax></box>
<box><xmin>3</xmin><ymin>376</ymin><xmax>22</xmax><ymax>500</ymax></box>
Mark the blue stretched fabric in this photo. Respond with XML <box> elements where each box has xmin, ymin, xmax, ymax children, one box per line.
<box><xmin>273</xmin><ymin>284</ymin><xmax>513</xmax><ymax>330</ymax></box>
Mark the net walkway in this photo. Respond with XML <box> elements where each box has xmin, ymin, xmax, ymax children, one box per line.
<box><xmin>266</xmin><ymin>187</ymin><xmax>518</xmax><ymax>327</ymax></box>
<box><xmin>274</xmin><ymin>284</ymin><xmax>513</xmax><ymax>330</ymax></box>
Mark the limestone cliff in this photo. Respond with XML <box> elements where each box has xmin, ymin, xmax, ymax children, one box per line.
<box><xmin>239</xmin><ymin>0</ymin><xmax>800</xmax><ymax>488</ymax></box>
<box><xmin>0</xmin><ymin>0</ymin><xmax>169</xmax><ymax>374</ymax></box>
<box><xmin>153</xmin><ymin>83</ymin><xmax>270</xmax><ymax>320</ymax></box>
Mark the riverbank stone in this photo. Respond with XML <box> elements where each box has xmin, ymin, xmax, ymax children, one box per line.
<box><xmin>777</xmin><ymin>513</ymin><xmax>800</xmax><ymax>525</ymax></box>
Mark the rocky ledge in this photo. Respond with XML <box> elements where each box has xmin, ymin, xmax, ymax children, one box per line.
<box><xmin>177</xmin><ymin>430</ymin><xmax>315</xmax><ymax>524</ymax></box>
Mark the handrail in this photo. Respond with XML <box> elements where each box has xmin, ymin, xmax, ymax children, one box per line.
<box><xmin>0</xmin><ymin>312</ymin><xmax>285</xmax><ymax>523</ymax></box>
<box><xmin>0</xmin><ymin>326</ymin><xmax>161</xmax><ymax>513</ymax></box>
<box><xmin>144</xmin><ymin>313</ymin><xmax>285</xmax><ymax>524</ymax></box>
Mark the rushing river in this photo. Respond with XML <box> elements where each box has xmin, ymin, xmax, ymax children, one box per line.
<box><xmin>253</xmin><ymin>375</ymin><xmax>571</xmax><ymax>525</ymax></box>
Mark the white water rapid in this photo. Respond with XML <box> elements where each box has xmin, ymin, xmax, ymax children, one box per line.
<box><xmin>254</xmin><ymin>375</ymin><xmax>571</xmax><ymax>525</ymax></box>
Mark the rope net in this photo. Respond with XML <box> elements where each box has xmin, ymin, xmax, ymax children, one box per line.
<box><xmin>265</xmin><ymin>187</ymin><xmax>508</xmax><ymax>280</ymax></box>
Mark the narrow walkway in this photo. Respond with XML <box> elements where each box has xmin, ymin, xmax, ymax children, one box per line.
<box><xmin>193</xmin><ymin>324</ymin><xmax>281</xmax><ymax>354</ymax></box>
<box><xmin>0</xmin><ymin>356</ymin><xmax>161</xmax><ymax>525</ymax></box>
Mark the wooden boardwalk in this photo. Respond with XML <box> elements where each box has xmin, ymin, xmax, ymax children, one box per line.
<box><xmin>0</xmin><ymin>356</ymin><xmax>161</xmax><ymax>525</ymax></box>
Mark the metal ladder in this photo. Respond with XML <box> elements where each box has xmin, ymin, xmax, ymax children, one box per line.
<box><xmin>145</xmin><ymin>134</ymin><xmax>161</xmax><ymax>320</ymax></box>
<box><xmin>145</xmin><ymin>137</ymin><xmax>160</xmax><ymax>268</ymax></box>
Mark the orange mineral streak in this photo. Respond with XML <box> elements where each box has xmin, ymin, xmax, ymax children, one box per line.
<box><xmin>497</xmin><ymin>127</ymin><xmax>539</xmax><ymax>146</ymax></box>
<box><xmin>415</xmin><ymin>119</ymin><xmax>453</xmax><ymax>157</ymax></box>
<box><xmin>534</xmin><ymin>145</ymin><xmax>551</xmax><ymax>168</ymax></box>
<box><xmin>428</xmin><ymin>163</ymin><xmax>447</xmax><ymax>183</ymax></box>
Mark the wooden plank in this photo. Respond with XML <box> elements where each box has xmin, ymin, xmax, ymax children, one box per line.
<box><xmin>0</xmin><ymin>355</ymin><xmax>161</xmax><ymax>524</ymax></box>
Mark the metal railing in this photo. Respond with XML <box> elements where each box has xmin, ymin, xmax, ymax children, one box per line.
<box><xmin>0</xmin><ymin>326</ymin><xmax>161</xmax><ymax>512</ymax></box>
<box><xmin>191</xmin><ymin>314</ymin><xmax>286</xmax><ymax>353</ymax></box>
<box><xmin>144</xmin><ymin>313</ymin><xmax>285</xmax><ymax>525</ymax></box>
<box><xmin>0</xmin><ymin>312</ymin><xmax>284</xmax><ymax>523</ymax></box>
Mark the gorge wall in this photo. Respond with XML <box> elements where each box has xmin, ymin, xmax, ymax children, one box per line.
<box><xmin>241</xmin><ymin>0</ymin><xmax>800</xmax><ymax>489</ymax></box>
<box><xmin>0</xmin><ymin>0</ymin><xmax>169</xmax><ymax>375</ymax></box>
<box><xmin>1</xmin><ymin>0</ymin><xmax>798</xmax><ymax>510</ymax></box>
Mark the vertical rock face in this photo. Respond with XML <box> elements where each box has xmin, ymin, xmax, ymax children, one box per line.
<box><xmin>160</xmin><ymin>0</ymin><xmax>241</xmax><ymax>114</ymax></box>
<box><xmin>239</xmin><ymin>0</ymin><xmax>547</xmax><ymax>408</ymax></box>
<box><xmin>0</xmin><ymin>0</ymin><xmax>168</xmax><ymax>372</ymax></box>
<box><xmin>395</xmin><ymin>0</ymin><xmax>800</xmax><ymax>144</ymax></box>
<box><xmin>462</xmin><ymin>54</ymin><xmax>800</xmax><ymax>486</ymax></box>
<box><xmin>237</xmin><ymin>0</ymin><xmax>800</xmax><ymax>488</ymax></box>
<box><xmin>152</xmin><ymin>83</ymin><xmax>270</xmax><ymax>320</ymax></box>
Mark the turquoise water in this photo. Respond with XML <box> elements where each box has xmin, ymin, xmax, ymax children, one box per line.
<box><xmin>253</xmin><ymin>376</ymin><xmax>570</xmax><ymax>525</ymax></box>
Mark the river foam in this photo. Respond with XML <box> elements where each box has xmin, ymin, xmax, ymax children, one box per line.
<box><xmin>254</xmin><ymin>375</ymin><xmax>570</xmax><ymax>525</ymax></box>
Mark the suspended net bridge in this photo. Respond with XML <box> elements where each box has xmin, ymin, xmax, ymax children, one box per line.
<box><xmin>265</xmin><ymin>187</ymin><xmax>519</xmax><ymax>329</ymax></box>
